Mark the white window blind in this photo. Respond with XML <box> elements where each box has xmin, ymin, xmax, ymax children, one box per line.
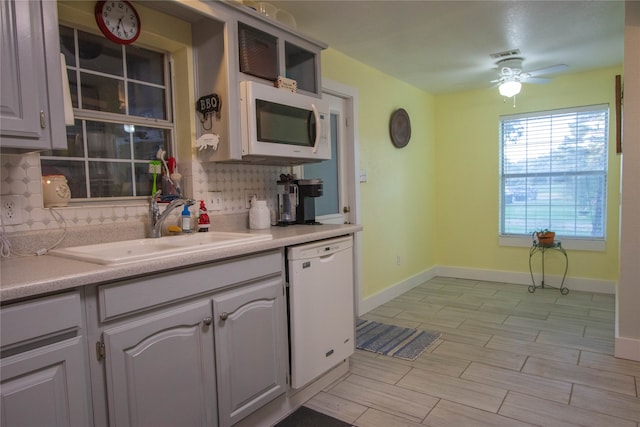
<box><xmin>499</xmin><ymin>105</ymin><xmax>609</xmax><ymax>239</ymax></box>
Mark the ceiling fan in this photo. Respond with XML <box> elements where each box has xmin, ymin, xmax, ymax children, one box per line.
<box><xmin>491</xmin><ymin>57</ymin><xmax>568</xmax><ymax>97</ymax></box>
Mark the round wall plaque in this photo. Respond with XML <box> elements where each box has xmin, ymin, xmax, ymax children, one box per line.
<box><xmin>389</xmin><ymin>108</ymin><xmax>411</xmax><ymax>148</ymax></box>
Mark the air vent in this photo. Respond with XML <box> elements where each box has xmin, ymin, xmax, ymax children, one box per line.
<box><xmin>490</xmin><ymin>49</ymin><xmax>521</xmax><ymax>60</ymax></box>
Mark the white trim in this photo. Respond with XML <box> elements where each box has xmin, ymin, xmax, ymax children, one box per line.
<box><xmin>435</xmin><ymin>265</ymin><xmax>615</xmax><ymax>294</ymax></box>
<box><xmin>358</xmin><ymin>266</ymin><xmax>616</xmax><ymax>316</ymax></box>
<box><xmin>358</xmin><ymin>268</ymin><xmax>436</xmax><ymax>316</ymax></box>
<box><xmin>499</xmin><ymin>235</ymin><xmax>606</xmax><ymax>252</ymax></box>
<box><xmin>614</xmin><ymin>336</ymin><xmax>640</xmax><ymax>362</ymax></box>
<box><xmin>321</xmin><ymin>79</ymin><xmax>363</xmax><ymax>316</ymax></box>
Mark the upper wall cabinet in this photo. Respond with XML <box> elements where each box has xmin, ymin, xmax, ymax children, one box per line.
<box><xmin>0</xmin><ymin>0</ymin><xmax>67</xmax><ymax>153</ymax></box>
<box><xmin>190</xmin><ymin>1</ymin><xmax>327</xmax><ymax>163</ymax></box>
<box><xmin>236</xmin><ymin>20</ymin><xmax>323</xmax><ymax>96</ymax></box>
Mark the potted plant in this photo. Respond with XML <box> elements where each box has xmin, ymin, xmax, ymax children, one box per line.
<box><xmin>533</xmin><ymin>229</ymin><xmax>556</xmax><ymax>245</ymax></box>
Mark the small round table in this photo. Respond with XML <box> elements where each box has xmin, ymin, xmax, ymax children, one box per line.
<box><xmin>528</xmin><ymin>241</ymin><xmax>569</xmax><ymax>295</ymax></box>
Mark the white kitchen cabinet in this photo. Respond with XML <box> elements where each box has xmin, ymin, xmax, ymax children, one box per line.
<box><xmin>0</xmin><ymin>0</ymin><xmax>67</xmax><ymax>152</ymax></box>
<box><xmin>101</xmin><ymin>299</ymin><xmax>217</xmax><ymax>427</ymax></box>
<box><xmin>190</xmin><ymin>1</ymin><xmax>326</xmax><ymax>163</ymax></box>
<box><xmin>0</xmin><ymin>292</ymin><xmax>91</xmax><ymax>427</ymax></box>
<box><xmin>213</xmin><ymin>276</ymin><xmax>288</xmax><ymax>427</ymax></box>
<box><xmin>236</xmin><ymin>20</ymin><xmax>323</xmax><ymax>96</ymax></box>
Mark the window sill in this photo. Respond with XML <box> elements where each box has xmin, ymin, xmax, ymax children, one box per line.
<box><xmin>499</xmin><ymin>235</ymin><xmax>606</xmax><ymax>252</ymax></box>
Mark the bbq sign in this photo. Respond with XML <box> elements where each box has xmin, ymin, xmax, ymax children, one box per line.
<box><xmin>196</xmin><ymin>94</ymin><xmax>220</xmax><ymax>115</ymax></box>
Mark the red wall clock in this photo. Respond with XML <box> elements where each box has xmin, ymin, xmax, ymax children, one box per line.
<box><xmin>95</xmin><ymin>1</ymin><xmax>141</xmax><ymax>45</ymax></box>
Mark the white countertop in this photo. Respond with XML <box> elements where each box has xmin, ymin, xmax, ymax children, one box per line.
<box><xmin>0</xmin><ymin>224</ymin><xmax>362</xmax><ymax>302</ymax></box>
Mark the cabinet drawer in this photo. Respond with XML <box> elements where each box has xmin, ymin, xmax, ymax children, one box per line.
<box><xmin>1</xmin><ymin>291</ymin><xmax>82</xmax><ymax>349</ymax></box>
<box><xmin>98</xmin><ymin>250</ymin><xmax>282</xmax><ymax>322</ymax></box>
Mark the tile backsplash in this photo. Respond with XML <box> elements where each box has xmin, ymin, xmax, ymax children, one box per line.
<box><xmin>1</xmin><ymin>152</ymin><xmax>290</xmax><ymax>233</ymax></box>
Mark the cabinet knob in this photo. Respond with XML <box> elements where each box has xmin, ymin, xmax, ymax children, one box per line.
<box><xmin>219</xmin><ymin>312</ymin><xmax>229</xmax><ymax>321</ymax></box>
<box><xmin>203</xmin><ymin>317</ymin><xmax>212</xmax><ymax>326</ymax></box>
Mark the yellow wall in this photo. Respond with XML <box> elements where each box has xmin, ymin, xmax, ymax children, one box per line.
<box><xmin>323</xmin><ymin>47</ymin><xmax>621</xmax><ymax>297</ymax></box>
<box><xmin>322</xmin><ymin>49</ymin><xmax>438</xmax><ymax>298</ymax></box>
<box><xmin>435</xmin><ymin>67</ymin><xmax>621</xmax><ymax>281</ymax></box>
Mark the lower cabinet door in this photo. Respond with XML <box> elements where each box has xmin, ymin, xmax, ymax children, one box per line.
<box><xmin>0</xmin><ymin>337</ymin><xmax>91</xmax><ymax>427</ymax></box>
<box><xmin>103</xmin><ymin>299</ymin><xmax>217</xmax><ymax>427</ymax></box>
<box><xmin>213</xmin><ymin>276</ymin><xmax>287</xmax><ymax>427</ymax></box>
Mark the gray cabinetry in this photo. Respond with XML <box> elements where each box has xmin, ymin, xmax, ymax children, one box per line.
<box><xmin>0</xmin><ymin>292</ymin><xmax>91</xmax><ymax>427</ymax></box>
<box><xmin>102</xmin><ymin>299</ymin><xmax>217</xmax><ymax>427</ymax></box>
<box><xmin>213</xmin><ymin>276</ymin><xmax>288</xmax><ymax>427</ymax></box>
<box><xmin>0</xmin><ymin>0</ymin><xmax>66</xmax><ymax>152</ymax></box>
<box><xmin>87</xmin><ymin>250</ymin><xmax>285</xmax><ymax>427</ymax></box>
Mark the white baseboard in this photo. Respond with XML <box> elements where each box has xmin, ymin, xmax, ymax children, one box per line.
<box><xmin>615</xmin><ymin>335</ymin><xmax>640</xmax><ymax>362</ymax></box>
<box><xmin>358</xmin><ymin>268</ymin><xmax>436</xmax><ymax>316</ymax></box>
<box><xmin>434</xmin><ymin>266</ymin><xmax>616</xmax><ymax>294</ymax></box>
<box><xmin>358</xmin><ymin>265</ymin><xmax>616</xmax><ymax>316</ymax></box>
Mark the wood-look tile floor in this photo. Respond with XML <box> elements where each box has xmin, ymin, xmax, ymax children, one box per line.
<box><xmin>305</xmin><ymin>277</ymin><xmax>640</xmax><ymax>427</ymax></box>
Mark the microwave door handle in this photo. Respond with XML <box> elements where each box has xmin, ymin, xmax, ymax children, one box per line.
<box><xmin>310</xmin><ymin>103</ymin><xmax>320</xmax><ymax>153</ymax></box>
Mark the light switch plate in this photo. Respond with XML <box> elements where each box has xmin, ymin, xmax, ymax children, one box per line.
<box><xmin>207</xmin><ymin>191</ymin><xmax>223</xmax><ymax>211</ymax></box>
<box><xmin>244</xmin><ymin>189</ymin><xmax>259</xmax><ymax>209</ymax></box>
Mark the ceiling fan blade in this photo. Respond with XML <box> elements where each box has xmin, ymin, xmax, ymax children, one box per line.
<box><xmin>526</xmin><ymin>64</ymin><xmax>568</xmax><ymax>78</ymax></box>
<box><xmin>522</xmin><ymin>77</ymin><xmax>551</xmax><ymax>84</ymax></box>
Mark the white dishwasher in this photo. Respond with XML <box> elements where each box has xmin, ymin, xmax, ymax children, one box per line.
<box><xmin>287</xmin><ymin>235</ymin><xmax>354</xmax><ymax>389</ymax></box>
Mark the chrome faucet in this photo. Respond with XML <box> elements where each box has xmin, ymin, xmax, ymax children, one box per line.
<box><xmin>149</xmin><ymin>190</ymin><xmax>196</xmax><ymax>238</ymax></box>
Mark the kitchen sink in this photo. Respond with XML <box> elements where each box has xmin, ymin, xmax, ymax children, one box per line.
<box><xmin>49</xmin><ymin>232</ymin><xmax>273</xmax><ymax>265</ymax></box>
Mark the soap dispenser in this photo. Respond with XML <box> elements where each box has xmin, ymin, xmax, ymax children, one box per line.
<box><xmin>181</xmin><ymin>205</ymin><xmax>191</xmax><ymax>233</ymax></box>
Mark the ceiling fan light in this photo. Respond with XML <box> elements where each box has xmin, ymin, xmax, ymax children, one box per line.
<box><xmin>499</xmin><ymin>80</ymin><xmax>522</xmax><ymax>98</ymax></box>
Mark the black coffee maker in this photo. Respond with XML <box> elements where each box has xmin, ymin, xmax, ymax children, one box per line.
<box><xmin>295</xmin><ymin>179</ymin><xmax>323</xmax><ymax>224</ymax></box>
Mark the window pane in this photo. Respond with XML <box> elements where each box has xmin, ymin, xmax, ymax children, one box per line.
<box><xmin>78</xmin><ymin>30</ymin><xmax>123</xmax><ymax>75</ymax></box>
<box><xmin>67</xmin><ymin>69</ymin><xmax>79</xmax><ymax>108</ymax></box>
<box><xmin>80</xmin><ymin>72</ymin><xmax>125</xmax><ymax>114</ymax></box>
<box><xmin>86</xmin><ymin>121</ymin><xmax>131</xmax><ymax>159</ymax></box>
<box><xmin>131</xmin><ymin>126</ymin><xmax>170</xmax><ymax>160</ymax></box>
<box><xmin>135</xmin><ymin>163</ymin><xmax>156</xmax><ymax>197</ymax></box>
<box><xmin>89</xmin><ymin>161</ymin><xmax>132</xmax><ymax>197</ymax></box>
<box><xmin>128</xmin><ymin>82</ymin><xmax>166</xmax><ymax>119</ymax></box>
<box><xmin>127</xmin><ymin>46</ymin><xmax>164</xmax><ymax>85</ymax></box>
<box><xmin>500</xmin><ymin>106</ymin><xmax>608</xmax><ymax>239</ymax></box>
<box><xmin>41</xmin><ymin>120</ymin><xmax>85</xmax><ymax>157</ymax></box>
<box><xmin>40</xmin><ymin>159</ymin><xmax>87</xmax><ymax>198</ymax></box>
<box><xmin>59</xmin><ymin>26</ymin><xmax>75</xmax><ymax>67</ymax></box>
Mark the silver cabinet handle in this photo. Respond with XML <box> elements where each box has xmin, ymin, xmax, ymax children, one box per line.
<box><xmin>220</xmin><ymin>312</ymin><xmax>229</xmax><ymax>321</ymax></box>
<box><xmin>203</xmin><ymin>317</ymin><xmax>212</xmax><ymax>326</ymax></box>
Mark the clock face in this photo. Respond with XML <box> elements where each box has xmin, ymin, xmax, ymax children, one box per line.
<box><xmin>95</xmin><ymin>1</ymin><xmax>141</xmax><ymax>45</ymax></box>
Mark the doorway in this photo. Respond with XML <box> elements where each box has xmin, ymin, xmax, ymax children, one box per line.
<box><xmin>299</xmin><ymin>79</ymin><xmax>362</xmax><ymax>315</ymax></box>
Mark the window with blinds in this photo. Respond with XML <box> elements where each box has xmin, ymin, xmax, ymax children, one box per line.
<box><xmin>499</xmin><ymin>105</ymin><xmax>609</xmax><ymax>239</ymax></box>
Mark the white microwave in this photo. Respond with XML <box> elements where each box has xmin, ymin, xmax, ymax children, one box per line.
<box><xmin>240</xmin><ymin>81</ymin><xmax>330</xmax><ymax>164</ymax></box>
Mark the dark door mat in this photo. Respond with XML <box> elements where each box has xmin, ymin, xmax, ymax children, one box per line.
<box><xmin>274</xmin><ymin>406</ymin><xmax>353</xmax><ymax>427</ymax></box>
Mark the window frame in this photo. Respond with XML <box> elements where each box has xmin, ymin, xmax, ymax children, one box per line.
<box><xmin>41</xmin><ymin>25</ymin><xmax>176</xmax><ymax>203</ymax></box>
<box><xmin>498</xmin><ymin>104</ymin><xmax>609</xmax><ymax>252</ymax></box>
